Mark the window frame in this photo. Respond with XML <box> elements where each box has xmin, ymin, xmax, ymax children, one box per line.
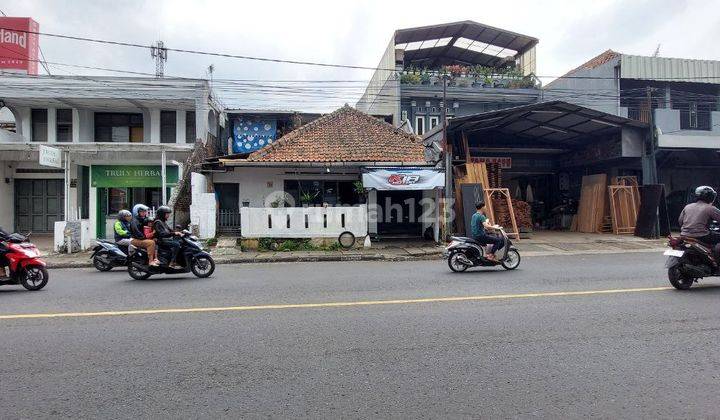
<box><xmin>414</xmin><ymin>115</ymin><xmax>426</xmax><ymax>136</ymax></box>
<box><xmin>31</xmin><ymin>108</ymin><xmax>48</xmax><ymax>142</ymax></box>
<box><xmin>56</xmin><ymin>108</ymin><xmax>73</xmax><ymax>143</ymax></box>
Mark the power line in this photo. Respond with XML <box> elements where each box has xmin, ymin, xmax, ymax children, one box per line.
<box><xmin>3</xmin><ymin>25</ymin><xmax>720</xmax><ymax>81</ymax></box>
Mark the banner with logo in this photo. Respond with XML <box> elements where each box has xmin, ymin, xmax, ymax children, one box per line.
<box><xmin>91</xmin><ymin>165</ymin><xmax>179</xmax><ymax>188</ymax></box>
<box><xmin>232</xmin><ymin>117</ymin><xmax>277</xmax><ymax>153</ymax></box>
<box><xmin>362</xmin><ymin>167</ymin><xmax>445</xmax><ymax>191</ymax></box>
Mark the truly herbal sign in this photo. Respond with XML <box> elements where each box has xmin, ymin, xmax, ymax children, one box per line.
<box><xmin>91</xmin><ymin>165</ymin><xmax>179</xmax><ymax>188</ymax></box>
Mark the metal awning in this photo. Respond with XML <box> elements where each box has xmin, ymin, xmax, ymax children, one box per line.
<box><xmin>394</xmin><ymin>21</ymin><xmax>538</xmax><ymax>68</ymax></box>
<box><xmin>447</xmin><ymin>101</ymin><xmax>648</xmax><ymax>144</ymax></box>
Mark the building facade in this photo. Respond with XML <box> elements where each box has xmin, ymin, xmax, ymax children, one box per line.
<box><xmin>547</xmin><ymin>51</ymin><xmax>720</xmax><ymax>226</ymax></box>
<box><xmin>0</xmin><ymin>74</ymin><xmax>222</xmax><ymax>242</ymax></box>
<box><xmin>357</xmin><ymin>21</ymin><xmax>542</xmax><ymax>135</ymax></box>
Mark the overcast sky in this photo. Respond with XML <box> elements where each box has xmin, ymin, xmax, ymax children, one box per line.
<box><xmin>5</xmin><ymin>0</ymin><xmax>720</xmax><ymax>112</ymax></box>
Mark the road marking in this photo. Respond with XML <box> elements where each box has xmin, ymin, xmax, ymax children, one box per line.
<box><xmin>0</xmin><ymin>286</ymin><xmax>673</xmax><ymax>321</ymax></box>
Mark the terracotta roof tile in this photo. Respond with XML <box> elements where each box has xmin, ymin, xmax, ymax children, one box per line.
<box><xmin>247</xmin><ymin>105</ymin><xmax>425</xmax><ymax>163</ymax></box>
<box><xmin>558</xmin><ymin>49</ymin><xmax>621</xmax><ymax>78</ymax></box>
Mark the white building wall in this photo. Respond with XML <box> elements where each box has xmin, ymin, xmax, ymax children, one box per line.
<box><xmin>240</xmin><ymin>206</ymin><xmax>368</xmax><ymax>238</ymax></box>
<box><xmin>0</xmin><ymin>163</ymin><xmax>13</xmax><ymax>229</ymax></box>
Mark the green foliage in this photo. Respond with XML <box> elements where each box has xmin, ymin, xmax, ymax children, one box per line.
<box><xmin>206</xmin><ymin>237</ymin><xmax>218</xmax><ymax>247</ymax></box>
<box><xmin>400</xmin><ymin>72</ymin><xmax>422</xmax><ymax>84</ymax></box>
<box><xmin>257</xmin><ymin>238</ymin><xmax>346</xmax><ymax>252</ymax></box>
<box><xmin>353</xmin><ymin>180</ymin><xmax>365</xmax><ymax>196</ymax></box>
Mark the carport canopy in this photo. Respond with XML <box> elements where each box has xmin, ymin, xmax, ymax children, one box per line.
<box><xmin>447</xmin><ymin>101</ymin><xmax>648</xmax><ymax>145</ymax></box>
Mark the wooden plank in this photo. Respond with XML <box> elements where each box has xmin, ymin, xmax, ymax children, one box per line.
<box><xmin>483</xmin><ymin>188</ymin><xmax>520</xmax><ymax>241</ymax></box>
<box><xmin>575</xmin><ymin>174</ymin><xmax>608</xmax><ymax>233</ymax></box>
<box><xmin>608</xmin><ymin>185</ymin><xmax>639</xmax><ymax>235</ymax></box>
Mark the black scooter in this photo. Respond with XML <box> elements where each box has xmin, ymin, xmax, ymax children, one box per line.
<box><xmin>665</xmin><ymin>223</ymin><xmax>720</xmax><ymax>290</ymax></box>
<box><xmin>90</xmin><ymin>240</ymin><xmax>128</xmax><ymax>271</ymax></box>
<box><xmin>127</xmin><ymin>229</ymin><xmax>215</xmax><ymax>280</ymax></box>
<box><xmin>444</xmin><ymin>226</ymin><xmax>521</xmax><ymax>272</ymax></box>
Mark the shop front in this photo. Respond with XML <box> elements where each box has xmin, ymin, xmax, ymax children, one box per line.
<box><xmin>362</xmin><ymin>167</ymin><xmax>444</xmax><ymax>240</ymax></box>
<box><xmin>90</xmin><ymin>165</ymin><xmax>178</xmax><ymax>238</ymax></box>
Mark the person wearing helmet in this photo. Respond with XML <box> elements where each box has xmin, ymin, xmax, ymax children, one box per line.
<box><xmin>114</xmin><ymin>209</ymin><xmax>133</xmax><ymax>247</ymax></box>
<box><xmin>679</xmin><ymin>186</ymin><xmax>720</xmax><ymax>245</ymax></box>
<box><xmin>130</xmin><ymin>204</ymin><xmax>159</xmax><ymax>266</ymax></box>
<box><xmin>153</xmin><ymin>205</ymin><xmax>181</xmax><ymax>267</ymax></box>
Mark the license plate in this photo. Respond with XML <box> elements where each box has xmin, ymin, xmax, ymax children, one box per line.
<box><xmin>664</xmin><ymin>249</ymin><xmax>684</xmax><ymax>257</ymax></box>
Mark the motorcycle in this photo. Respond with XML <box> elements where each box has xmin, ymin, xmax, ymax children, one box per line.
<box><xmin>0</xmin><ymin>229</ymin><xmax>49</xmax><ymax>291</ymax></box>
<box><xmin>665</xmin><ymin>224</ymin><xmax>720</xmax><ymax>290</ymax></box>
<box><xmin>127</xmin><ymin>229</ymin><xmax>215</xmax><ymax>280</ymax></box>
<box><xmin>90</xmin><ymin>240</ymin><xmax>128</xmax><ymax>271</ymax></box>
<box><xmin>444</xmin><ymin>226</ymin><xmax>521</xmax><ymax>272</ymax></box>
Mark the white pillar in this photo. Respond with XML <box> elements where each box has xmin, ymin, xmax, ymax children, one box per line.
<box><xmin>19</xmin><ymin>107</ymin><xmax>32</xmax><ymax>142</ymax></box>
<box><xmin>47</xmin><ymin>107</ymin><xmax>57</xmax><ymax>143</ymax></box>
<box><xmin>150</xmin><ymin>109</ymin><xmax>161</xmax><ymax>144</ymax></box>
<box><xmin>194</xmin><ymin>100</ymin><xmax>209</xmax><ymax>145</ymax></box>
<box><xmin>72</xmin><ymin>109</ymin><xmax>80</xmax><ymax>143</ymax></box>
<box><xmin>176</xmin><ymin>110</ymin><xmax>186</xmax><ymax>144</ymax></box>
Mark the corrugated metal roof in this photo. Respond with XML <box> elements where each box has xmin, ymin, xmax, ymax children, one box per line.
<box><xmin>621</xmin><ymin>54</ymin><xmax>720</xmax><ymax>84</ymax></box>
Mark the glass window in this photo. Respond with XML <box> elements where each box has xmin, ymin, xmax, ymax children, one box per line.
<box><xmin>31</xmin><ymin>109</ymin><xmax>48</xmax><ymax>142</ymax></box>
<box><xmin>415</xmin><ymin>115</ymin><xmax>425</xmax><ymax>136</ymax></box>
<box><xmin>186</xmin><ymin>111</ymin><xmax>196</xmax><ymax>143</ymax></box>
<box><xmin>95</xmin><ymin>112</ymin><xmax>143</xmax><ymax>142</ymax></box>
<box><xmin>429</xmin><ymin>116</ymin><xmax>439</xmax><ymax>130</ymax></box>
<box><xmin>160</xmin><ymin>111</ymin><xmax>176</xmax><ymax>143</ymax></box>
<box><xmin>56</xmin><ymin>109</ymin><xmax>73</xmax><ymax>142</ymax></box>
<box><xmin>284</xmin><ymin>180</ymin><xmax>360</xmax><ymax>207</ymax></box>
<box><xmin>107</xmin><ymin>188</ymin><xmax>129</xmax><ymax>215</ymax></box>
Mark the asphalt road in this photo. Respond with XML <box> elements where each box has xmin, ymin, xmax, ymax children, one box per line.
<box><xmin>2</xmin><ymin>252</ymin><xmax>720</xmax><ymax>419</ymax></box>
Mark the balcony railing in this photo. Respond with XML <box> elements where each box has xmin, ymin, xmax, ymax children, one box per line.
<box><xmin>680</xmin><ymin>110</ymin><xmax>712</xmax><ymax>131</ymax></box>
<box><xmin>399</xmin><ymin>66</ymin><xmax>538</xmax><ymax>90</ymax></box>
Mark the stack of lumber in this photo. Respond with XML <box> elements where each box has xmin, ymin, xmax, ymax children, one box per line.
<box><xmin>486</xmin><ymin>163</ymin><xmax>502</xmax><ymax>188</ymax></box>
<box><xmin>511</xmin><ymin>200</ymin><xmax>533</xmax><ymax>230</ymax></box>
<box><xmin>573</xmin><ymin>174</ymin><xmax>608</xmax><ymax>233</ymax></box>
<box><xmin>608</xmin><ymin>176</ymin><xmax>641</xmax><ymax>234</ymax></box>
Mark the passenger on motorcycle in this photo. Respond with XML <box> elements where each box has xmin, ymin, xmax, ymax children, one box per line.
<box><xmin>679</xmin><ymin>186</ymin><xmax>720</xmax><ymax>246</ymax></box>
<box><xmin>471</xmin><ymin>202</ymin><xmax>503</xmax><ymax>261</ymax></box>
<box><xmin>130</xmin><ymin>204</ymin><xmax>159</xmax><ymax>266</ymax></box>
<box><xmin>153</xmin><ymin>206</ymin><xmax>182</xmax><ymax>267</ymax></box>
<box><xmin>114</xmin><ymin>210</ymin><xmax>133</xmax><ymax>247</ymax></box>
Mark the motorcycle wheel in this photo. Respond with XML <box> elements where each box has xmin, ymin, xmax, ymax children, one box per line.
<box><xmin>191</xmin><ymin>256</ymin><xmax>215</xmax><ymax>278</ymax></box>
<box><xmin>668</xmin><ymin>266</ymin><xmax>693</xmax><ymax>290</ymax></box>
<box><xmin>448</xmin><ymin>252</ymin><xmax>469</xmax><ymax>272</ymax></box>
<box><xmin>20</xmin><ymin>266</ymin><xmax>49</xmax><ymax>291</ymax></box>
<box><xmin>93</xmin><ymin>251</ymin><xmax>113</xmax><ymax>272</ymax></box>
<box><xmin>128</xmin><ymin>263</ymin><xmax>152</xmax><ymax>280</ymax></box>
<box><xmin>501</xmin><ymin>250</ymin><xmax>521</xmax><ymax>270</ymax></box>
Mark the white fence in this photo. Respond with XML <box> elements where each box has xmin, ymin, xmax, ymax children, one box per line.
<box><xmin>240</xmin><ymin>205</ymin><xmax>368</xmax><ymax>238</ymax></box>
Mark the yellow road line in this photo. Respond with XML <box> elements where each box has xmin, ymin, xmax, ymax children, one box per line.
<box><xmin>0</xmin><ymin>286</ymin><xmax>673</xmax><ymax>321</ymax></box>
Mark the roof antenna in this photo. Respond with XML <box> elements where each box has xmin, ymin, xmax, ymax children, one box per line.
<box><xmin>150</xmin><ymin>41</ymin><xmax>168</xmax><ymax>77</ymax></box>
<box><xmin>653</xmin><ymin>44</ymin><xmax>661</xmax><ymax>57</ymax></box>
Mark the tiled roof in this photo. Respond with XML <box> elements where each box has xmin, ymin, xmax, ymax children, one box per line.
<box><xmin>247</xmin><ymin>105</ymin><xmax>426</xmax><ymax>163</ymax></box>
<box><xmin>562</xmin><ymin>49</ymin><xmax>621</xmax><ymax>77</ymax></box>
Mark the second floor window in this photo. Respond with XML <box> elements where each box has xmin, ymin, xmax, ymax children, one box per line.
<box><xmin>429</xmin><ymin>116</ymin><xmax>439</xmax><ymax>130</ymax></box>
<box><xmin>185</xmin><ymin>111</ymin><xmax>196</xmax><ymax>143</ymax></box>
<box><xmin>160</xmin><ymin>111</ymin><xmax>176</xmax><ymax>143</ymax></box>
<box><xmin>415</xmin><ymin>115</ymin><xmax>425</xmax><ymax>136</ymax></box>
<box><xmin>56</xmin><ymin>109</ymin><xmax>72</xmax><ymax>143</ymax></box>
<box><xmin>31</xmin><ymin>109</ymin><xmax>48</xmax><ymax>142</ymax></box>
<box><xmin>95</xmin><ymin>113</ymin><xmax>144</xmax><ymax>142</ymax></box>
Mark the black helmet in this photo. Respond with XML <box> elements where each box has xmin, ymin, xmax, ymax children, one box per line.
<box><xmin>156</xmin><ymin>205</ymin><xmax>172</xmax><ymax>220</ymax></box>
<box><xmin>695</xmin><ymin>186</ymin><xmax>717</xmax><ymax>204</ymax></box>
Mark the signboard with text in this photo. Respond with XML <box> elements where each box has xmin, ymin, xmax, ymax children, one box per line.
<box><xmin>362</xmin><ymin>168</ymin><xmax>445</xmax><ymax>191</ymax></box>
<box><xmin>38</xmin><ymin>145</ymin><xmax>62</xmax><ymax>168</ymax></box>
<box><xmin>471</xmin><ymin>156</ymin><xmax>512</xmax><ymax>169</ymax></box>
<box><xmin>91</xmin><ymin>165</ymin><xmax>179</xmax><ymax>188</ymax></box>
<box><xmin>0</xmin><ymin>17</ymin><xmax>39</xmax><ymax>75</ymax></box>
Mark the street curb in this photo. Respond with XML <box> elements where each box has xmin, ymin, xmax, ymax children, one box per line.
<box><xmin>44</xmin><ymin>247</ymin><xmax>667</xmax><ymax>269</ymax></box>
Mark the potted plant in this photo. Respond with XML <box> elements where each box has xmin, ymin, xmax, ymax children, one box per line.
<box><xmin>353</xmin><ymin>180</ymin><xmax>367</xmax><ymax>203</ymax></box>
<box><xmin>420</xmin><ymin>71</ymin><xmax>431</xmax><ymax>85</ymax></box>
<box><xmin>300</xmin><ymin>190</ymin><xmax>319</xmax><ymax>206</ymax></box>
<box><xmin>400</xmin><ymin>72</ymin><xmax>422</xmax><ymax>85</ymax></box>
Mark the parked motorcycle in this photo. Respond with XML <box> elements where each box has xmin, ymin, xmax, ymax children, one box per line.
<box><xmin>127</xmin><ymin>229</ymin><xmax>215</xmax><ymax>280</ymax></box>
<box><xmin>665</xmin><ymin>224</ymin><xmax>720</xmax><ymax>290</ymax></box>
<box><xmin>90</xmin><ymin>240</ymin><xmax>128</xmax><ymax>271</ymax></box>
<box><xmin>445</xmin><ymin>226</ymin><xmax>521</xmax><ymax>272</ymax></box>
<box><xmin>0</xmin><ymin>229</ymin><xmax>49</xmax><ymax>291</ymax></box>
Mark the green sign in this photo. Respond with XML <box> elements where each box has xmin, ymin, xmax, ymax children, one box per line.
<box><xmin>91</xmin><ymin>165</ymin><xmax>179</xmax><ymax>188</ymax></box>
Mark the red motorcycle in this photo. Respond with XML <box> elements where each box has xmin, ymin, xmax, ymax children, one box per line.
<box><xmin>0</xmin><ymin>229</ymin><xmax>49</xmax><ymax>291</ymax></box>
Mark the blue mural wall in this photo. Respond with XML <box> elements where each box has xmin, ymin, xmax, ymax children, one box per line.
<box><xmin>232</xmin><ymin>117</ymin><xmax>277</xmax><ymax>153</ymax></box>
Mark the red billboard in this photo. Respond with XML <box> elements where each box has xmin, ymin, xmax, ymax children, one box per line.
<box><xmin>0</xmin><ymin>17</ymin><xmax>39</xmax><ymax>75</ymax></box>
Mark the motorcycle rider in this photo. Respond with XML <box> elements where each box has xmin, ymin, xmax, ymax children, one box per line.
<box><xmin>130</xmin><ymin>204</ymin><xmax>159</xmax><ymax>266</ymax></box>
<box><xmin>114</xmin><ymin>210</ymin><xmax>133</xmax><ymax>247</ymax></box>
<box><xmin>471</xmin><ymin>202</ymin><xmax>503</xmax><ymax>261</ymax></box>
<box><xmin>153</xmin><ymin>206</ymin><xmax>182</xmax><ymax>267</ymax></box>
<box><xmin>679</xmin><ymin>186</ymin><xmax>720</xmax><ymax>246</ymax></box>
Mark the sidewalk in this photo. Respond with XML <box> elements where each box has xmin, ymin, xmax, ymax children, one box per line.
<box><xmin>41</xmin><ymin>232</ymin><xmax>667</xmax><ymax>269</ymax></box>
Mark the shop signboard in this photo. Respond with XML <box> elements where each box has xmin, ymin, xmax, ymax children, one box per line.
<box><xmin>362</xmin><ymin>167</ymin><xmax>444</xmax><ymax>191</ymax></box>
<box><xmin>39</xmin><ymin>145</ymin><xmax>62</xmax><ymax>168</ymax></box>
<box><xmin>471</xmin><ymin>157</ymin><xmax>512</xmax><ymax>169</ymax></box>
<box><xmin>91</xmin><ymin>165</ymin><xmax>179</xmax><ymax>188</ymax></box>
<box><xmin>0</xmin><ymin>17</ymin><xmax>39</xmax><ymax>75</ymax></box>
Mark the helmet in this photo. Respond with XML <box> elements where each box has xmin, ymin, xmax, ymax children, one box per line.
<box><xmin>156</xmin><ymin>205</ymin><xmax>172</xmax><ymax>220</ymax></box>
<box><xmin>132</xmin><ymin>204</ymin><xmax>149</xmax><ymax>218</ymax></box>
<box><xmin>695</xmin><ymin>186</ymin><xmax>717</xmax><ymax>204</ymax></box>
<box><xmin>118</xmin><ymin>209</ymin><xmax>132</xmax><ymax>219</ymax></box>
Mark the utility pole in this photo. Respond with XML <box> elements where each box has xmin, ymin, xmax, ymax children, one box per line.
<box><xmin>151</xmin><ymin>41</ymin><xmax>168</xmax><ymax>78</ymax></box>
<box><xmin>442</xmin><ymin>73</ymin><xmax>453</xmax><ymax>240</ymax></box>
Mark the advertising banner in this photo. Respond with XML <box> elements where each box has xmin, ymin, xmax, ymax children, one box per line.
<box><xmin>362</xmin><ymin>167</ymin><xmax>445</xmax><ymax>191</ymax></box>
<box><xmin>232</xmin><ymin>117</ymin><xmax>277</xmax><ymax>153</ymax></box>
<box><xmin>0</xmin><ymin>17</ymin><xmax>39</xmax><ymax>75</ymax></box>
<box><xmin>39</xmin><ymin>145</ymin><xmax>62</xmax><ymax>168</ymax></box>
